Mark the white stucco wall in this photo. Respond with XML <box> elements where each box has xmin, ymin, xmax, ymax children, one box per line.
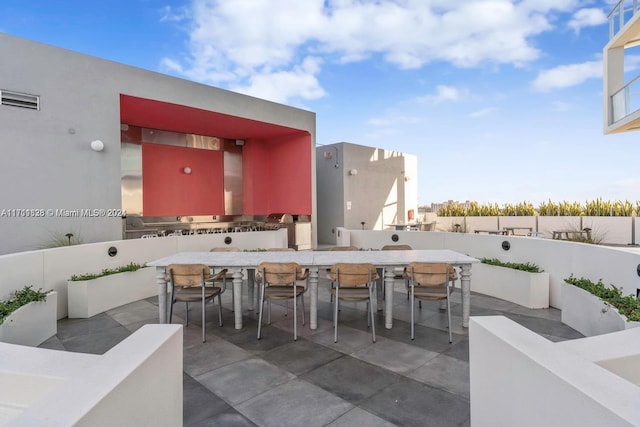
<box><xmin>470</xmin><ymin>317</ymin><xmax>639</xmax><ymax>427</ymax></box>
<box><xmin>337</xmin><ymin>228</ymin><xmax>640</xmax><ymax>308</ymax></box>
<box><xmin>316</xmin><ymin>142</ymin><xmax>417</xmax><ymax>244</ymax></box>
<box><xmin>1</xmin><ymin>324</ymin><xmax>183</xmax><ymax>426</ymax></box>
<box><xmin>0</xmin><ymin>33</ymin><xmax>316</xmax><ymax>255</ymax></box>
<box><xmin>0</xmin><ymin>229</ymin><xmax>287</xmax><ymax>319</ymax></box>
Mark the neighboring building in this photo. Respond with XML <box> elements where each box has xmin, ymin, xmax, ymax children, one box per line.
<box><xmin>0</xmin><ymin>34</ymin><xmax>317</xmax><ymax>254</ymax></box>
<box><xmin>603</xmin><ymin>2</ymin><xmax>640</xmax><ymax>133</ymax></box>
<box><xmin>316</xmin><ymin>142</ymin><xmax>417</xmax><ymax>245</ymax></box>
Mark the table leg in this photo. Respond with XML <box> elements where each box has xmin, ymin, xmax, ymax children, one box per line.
<box><xmin>309</xmin><ymin>267</ymin><xmax>319</xmax><ymax>330</ymax></box>
<box><xmin>156</xmin><ymin>266</ymin><xmax>167</xmax><ymax>323</ymax></box>
<box><xmin>460</xmin><ymin>264</ymin><xmax>471</xmax><ymax>328</ymax></box>
<box><xmin>232</xmin><ymin>268</ymin><xmax>244</xmax><ymax>329</ymax></box>
<box><xmin>384</xmin><ymin>268</ymin><xmax>395</xmax><ymax>329</ymax></box>
<box><xmin>247</xmin><ymin>268</ymin><xmax>255</xmax><ymax>311</ymax></box>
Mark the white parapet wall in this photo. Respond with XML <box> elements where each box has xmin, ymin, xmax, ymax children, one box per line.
<box><xmin>337</xmin><ymin>228</ymin><xmax>640</xmax><ymax>309</ymax></box>
<box><xmin>469</xmin><ymin>316</ymin><xmax>640</xmax><ymax>427</ymax></box>
<box><xmin>0</xmin><ymin>229</ymin><xmax>287</xmax><ymax>319</ymax></box>
<box><xmin>1</xmin><ymin>324</ymin><xmax>182</xmax><ymax>426</ymax></box>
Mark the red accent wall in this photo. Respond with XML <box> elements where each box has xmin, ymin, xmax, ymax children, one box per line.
<box><xmin>142</xmin><ymin>143</ymin><xmax>224</xmax><ymax>216</ymax></box>
<box><xmin>243</xmin><ymin>134</ymin><xmax>312</xmax><ymax>215</ymax></box>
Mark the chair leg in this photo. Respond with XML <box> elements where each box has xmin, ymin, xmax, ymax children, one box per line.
<box><xmin>268</xmin><ymin>300</ymin><xmax>272</xmax><ymax>324</ymax></box>
<box><xmin>217</xmin><ymin>294</ymin><xmax>223</xmax><ymax>327</ymax></box>
<box><xmin>446</xmin><ymin>288</ymin><xmax>453</xmax><ymax>344</ymax></box>
<box><xmin>293</xmin><ymin>289</ymin><xmax>297</xmax><ymax>341</ymax></box>
<box><xmin>201</xmin><ymin>294</ymin><xmax>206</xmax><ymax>343</ymax></box>
<box><xmin>369</xmin><ymin>284</ymin><xmax>376</xmax><ymax>343</ymax></box>
<box><xmin>257</xmin><ymin>284</ymin><xmax>265</xmax><ymax>339</ymax></box>
<box><xmin>169</xmin><ymin>287</ymin><xmax>175</xmax><ymax>324</ymax></box>
<box><xmin>333</xmin><ymin>287</ymin><xmax>339</xmax><ymax>343</ymax></box>
<box><xmin>185</xmin><ymin>302</ymin><xmax>189</xmax><ymax>326</ymax></box>
<box><xmin>300</xmin><ymin>292</ymin><xmax>306</xmax><ymax>326</ymax></box>
<box><xmin>410</xmin><ymin>284</ymin><xmax>415</xmax><ymax>340</ymax></box>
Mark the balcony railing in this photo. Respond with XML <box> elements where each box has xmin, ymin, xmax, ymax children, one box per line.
<box><xmin>610</xmin><ymin>73</ymin><xmax>640</xmax><ymax>123</ymax></box>
<box><xmin>609</xmin><ymin>0</ymin><xmax>639</xmax><ymax>39</ymax></box>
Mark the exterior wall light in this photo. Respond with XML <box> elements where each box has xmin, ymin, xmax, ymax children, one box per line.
<box><xmin>90</xmin><ymin>140</ymin><xmax>104</xmax><ymax>152</ymax></box>
<box><xmin>183</xmin><ymin>167</ymin><xmax>192</xmax><ymax>175</ymax></box>
<box><xmin>349</xmin><ymin>169</ymin><xmax>358</xmax><ymax>176</ymax></box>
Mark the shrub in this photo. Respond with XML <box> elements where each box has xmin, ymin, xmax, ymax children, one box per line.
<box><xmin>564</xmin><ymin>276</ymin><xmax>640</xmax><ymax>322</ymax></box>
<box><xmin>480</xmin><ymin>258</ymin><xmax>542</xmax><ymax>273</ymax></box>
<box><xmin>0</xmin><ymin>286</ymin><xmax>50</xmax><ymax>325</ymax></box>
<box><xmin>69</xmin><ymin>262</ymin><xmax>144</xmax><ymax>281</ymax></box>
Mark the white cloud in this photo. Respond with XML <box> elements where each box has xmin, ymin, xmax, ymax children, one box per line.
<box><xmin>469</xmin><ymin>107</ymin><xmax>497</xmax><ymax>118</ymax></box>
<box><xmin>568</xmin><ymin>8</ymin><xmax>607</xmax><ymax>34</ymax></box>
<box><xmin>229</xmin><ymin>57</ymin><xmax>326</xmax><ymax>104</ymax></box>
<box><xmin>532</xmin><ymin>60</ymin><xmax>602</xmax><ymax>92</ymax></box>
<box><xmin>417</xmin><ymin>85</ymin><xmax>466</xmax><ymax>104</ymax></box>
<box><xmin>162</xmin><ymin>0</ymin><xmax>588</xmax><ymax>103</ymax></box>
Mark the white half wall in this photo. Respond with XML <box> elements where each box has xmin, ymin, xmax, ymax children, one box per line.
<box><xmin>337</xmin><ymin>228</ymin><xmax>640</xmax><ymax>309</ymax></box>
<box><xmin>469</xmin><ymin>316</ymin><xmax>639</xmax><ymax>427</ymax></box>
<box><xmin>0</xmin><ymin>229</ymin><xmax>287</xmax><ymax>318</ymax></box>
<box><xmin>2</xmin><ymin>324</ymin><xmax>182</xmax><ymax>426</ymax></box>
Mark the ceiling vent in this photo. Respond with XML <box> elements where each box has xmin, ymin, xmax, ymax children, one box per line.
<box><xmin>1</xmin><ymin>90</ymin><xmax>40</xmax><ymax>110</ymax></box>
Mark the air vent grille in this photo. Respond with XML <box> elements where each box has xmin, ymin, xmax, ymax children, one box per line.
<box><xmin>1</xmin><ymin>90</ymin><xmax>40</xmax><ymax>110</ymax></box>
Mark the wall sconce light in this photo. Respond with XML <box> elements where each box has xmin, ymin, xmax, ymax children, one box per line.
<box><xmin>183</xmin><ymin>166</ymin><xmax>192</xmax><ymax>175</ymax></box>
<box><xmin>404</xmin><ymin>176</ymin><xmax>410</xmax><ymax>182</ymax></box>
<box><xmin>90</xmin><ymin>140</ymin><xmax>104</xmax><ymax>152</ymax></box>
<box><xmin>348</xmin><ymin>169</ymin><xmax>358</xmax><ymax>176</ymax></box>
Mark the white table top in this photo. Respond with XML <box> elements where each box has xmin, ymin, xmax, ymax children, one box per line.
<box><xmin>147</xmin><ymin>249</ymin><xmax>479</xmax><ymax>268</ymax></box>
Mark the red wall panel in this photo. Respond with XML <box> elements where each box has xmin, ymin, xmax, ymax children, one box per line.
<box><xmin>242</xmin><ymin>134</ymin><xmax>312</xmax><ymax>215</ymax></box>
<box><xmin>142</xmin><ymin>143</ymin><xmax>224</xmax><ymax>216</ymax></box>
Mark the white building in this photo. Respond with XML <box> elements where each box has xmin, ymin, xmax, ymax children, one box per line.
<box><xmin>316</xmin><ymin>142</ymin><xmax>417</xmax><ymax>245</ymax></box>
<box><xmin>604</xmin><ymin>1</ymin><xmax>640</xmax><ymax>133</ymax></box>
<box><xmin>0</xmin><ymin>34</ymin><xmax>317</xmax><ymax>254</ymax></box>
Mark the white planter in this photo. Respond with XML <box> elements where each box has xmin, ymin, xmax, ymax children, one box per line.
<box><xmin>0</xmin><ymin>291</ymin><xmax>57</xmax><ymax>346</ymax></box>
<box><xmin>561</xmin><ymin>282</ymin><xmax>640</xmax><ymax>337</ymax></box>
<box><xmin>471</xmin><ymin>263</ymin><xmax>549</xmax><ymax>309</ymax></box>
<box><xmin>67</xmin><ymin>267</ymin><xmax>156</xmax><ymax>318</ymax></box>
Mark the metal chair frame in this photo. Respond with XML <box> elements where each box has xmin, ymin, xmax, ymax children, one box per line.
<box><xmin>330</xmin><ymin>263</ymin><xmax>377</xmax><ymax>343</ymax></box>
<box><xmin>167</xmin><ymin>264</ymin><xmax>226</xmax><ymax>343</ymax></box>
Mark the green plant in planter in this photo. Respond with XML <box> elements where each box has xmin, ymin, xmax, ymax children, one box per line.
<box><xmin>480</xmin><ymin>258</ymin><xmax>542</xmax><ymax>273</ymax></box>
<box><xmin>0</xmin><ymin>286</ymin><xmax>49</xmax><ymax>325</ymax></box>
<box><xmin>69</xmin><ymin>262</ymin><xmax>144</xmax><ymax>281</ymax></box>
<box><xmin>564</xmin><ymin>276</ymin><xmax>640</xmax><ymax>322</ymax></box>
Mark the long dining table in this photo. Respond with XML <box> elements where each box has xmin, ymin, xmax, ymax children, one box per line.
<box><xmin>147</xmin><ymin>249</ymin><xmax>479</xmax><ymax>331</ymax></box>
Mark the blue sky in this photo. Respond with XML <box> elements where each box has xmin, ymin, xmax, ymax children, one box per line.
<box><xmin>2</xmin><ymin>0</ymin><xmax>638</xmax><ymax>206</ymax></box>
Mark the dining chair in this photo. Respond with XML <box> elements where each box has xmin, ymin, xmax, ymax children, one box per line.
<box><xmin>327</xmin><ymin>245</ymin><xmax>359</xmax><ymax>302</ymax></box>
<box><xmin>257</xmin><ymin>262</ymin><xmax>309</xmax><ymax>341</ymax></box>
<box><xmin>210</xmin><ymin>247</ymin><xmax>240</xmax><ymax>310</ymax></box>
<box><xmin>329</xmin><ymin>263</ymin><xmax>378</xmax><ymax>343</ymax></box>
<box><xmin>255</xmin><ymin>247</ymin><xmax>298</xmax><ymax>310</ymax></box>
<box><xmin>167</xmin><ymin>263</ymin><xmax>227</xmax><ymax>343</ymax></box>
<box><xmin>404</xmin><ymin>262</ymin><xmax>456</xmax><ymax>343</ymax></box>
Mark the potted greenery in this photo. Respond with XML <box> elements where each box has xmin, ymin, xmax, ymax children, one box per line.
<box><xmin>0</xmin><ymin>286</ymin><xmax>57</xmax><ymax>346</ymax></box>
<box><xmin>67</xmin><ymin>262</ymin><xmax>156</xmax><ymax>318</ymax></box>
<box><xmin>470</xmin><ymin>258</ymin><xmax>549</xmax><ymax>308</ymax></box>
<box><xmin>562</xmin><ymin>276</ymin><xmax>640</xmax><ymax>336</ymax></box>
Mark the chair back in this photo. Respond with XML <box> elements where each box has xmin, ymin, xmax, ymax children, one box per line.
<box><xmin>331</xmin><ymin>263</ymin><xmax>378</xmax><ymax>287</ymax></box>
<box><xmin>258</xmin><ymin>262</ymin><xmax>304</xmax><ymax>285</ymax></box>
<box><xmin>405</xmin><ymin>263</ymin><xmax>453</xmax><ymax>287</ymax></box>
<box><xmin>210</xmin><ymin>247</ymin><xmax>241</xmax><ymax>252</ymax></box>
<box><xmin>167</xmin><ymin>264</ymin><xmax>210</xmax><ymax>287</ymax></box>
<box><xmin>330</xmin><ymin>246</ymin><xmax>359</xmax><ymax>251</ymax></box>
<box><xmin>381</xmin><ymin>244</ymin><xmax>412</xmax><ymax>250</ymax></box>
